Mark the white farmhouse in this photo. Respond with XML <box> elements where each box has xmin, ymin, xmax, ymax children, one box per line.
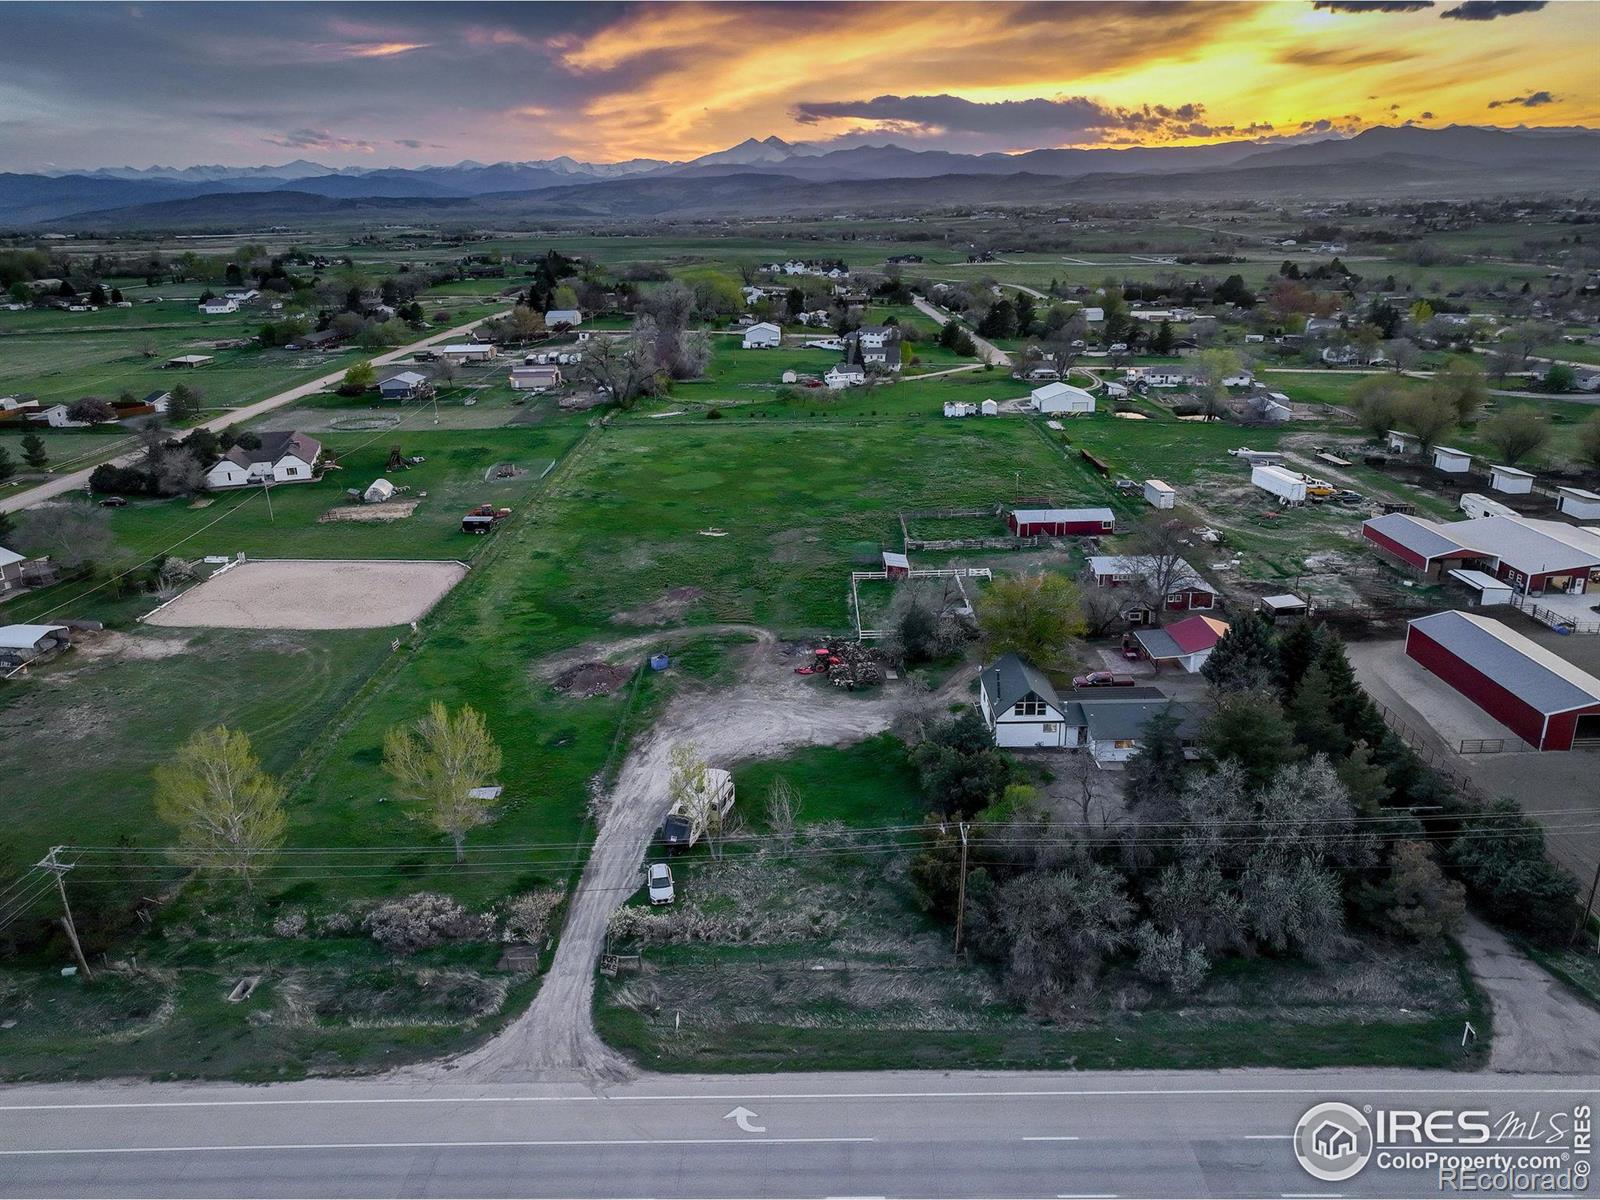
<box><xmin>979</xmin><ymin>653</ymin><xmax>1076</xmax><ymax>749</ymax></box>
<box><xmin>198</xmin><ymin>297</ymin><xmax>238</xmax><ymax>315</ymax></box>
<box><xmin>204</xmin><ymin>431</ymin><xmax>321</xmax><ymax>490</ymax></box>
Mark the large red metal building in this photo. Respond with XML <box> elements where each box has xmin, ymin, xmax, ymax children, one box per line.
<box><xmin>1405</xmin><ymin>610</ymin><xmax>1600</xmax><ymax>751</ymax></box>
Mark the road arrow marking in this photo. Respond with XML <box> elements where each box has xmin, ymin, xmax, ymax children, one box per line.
<box><xmin>723</xmin><ymin>1106</ymin><xmax>766</xmax><ymax>1134</ymax></box>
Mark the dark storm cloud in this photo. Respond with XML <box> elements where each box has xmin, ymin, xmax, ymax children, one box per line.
<box><xmin>1440</xmin><ymin>1</ymin><xmax>1546</xmax><ymax>18</ymax></box>
<box><xmin>1311</xmin><ymin>2</ymin><xmax>1434</xmax><ymax>12</ymax></box>
<box><xmin>791</xmin><ymin>93</ymin><xmax>1239</xmax><ymax>141</ymax></box>
<box><xmin>1487</xmin><ymin>90</ymin><xmax>1557</xmax><ymax>108</ymax></box>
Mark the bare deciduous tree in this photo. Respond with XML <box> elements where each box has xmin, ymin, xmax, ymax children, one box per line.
<box><xmin>764</xmin><ymin>776</ymin><xmax>803</xmax><ymax>855</ymax></box>
<box><xmin>1126</xmin><ymin>516</ymin><xmax>1199</xmax><ymax>628</ymax></box>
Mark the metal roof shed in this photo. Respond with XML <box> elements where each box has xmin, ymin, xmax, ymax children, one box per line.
<box><xmin>1489</xmin><ymin>464</ymin><xmax>1535</xmax><ymax>495</ymax></box>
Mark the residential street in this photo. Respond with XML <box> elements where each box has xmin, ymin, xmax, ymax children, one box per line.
<box><xmin>0</xmin><ymin>310</ymin><xmax>511</xmax><ymax>515</ymax></box>
<box><xmin>0</xmin><ymin>1069</ymin><xmax>1592</xmax><ymax>1198</ymax></box>
<box><xmin>911</xmin><ymin>295</ymin><xmax>1013</xmax><ymax>367</ymax></box>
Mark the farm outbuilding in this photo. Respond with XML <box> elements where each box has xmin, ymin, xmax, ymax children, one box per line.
<box><xmin>379</xmin><ymin>371</ymin><xmax>431</xmax><ymax>401</ymax></box>
<box><xmin>981</xmin><ymin>399</ymin><xmax>999</xmax><ymax>416</ymax></box>
<box><xmin>363</xmin><ymin>478</ymin><xmax>396</xmax><ymax>504</ymax></box>
<box><xmin>1258</xmin><ymin>594</ymin><xmax>1310</xmax><ymax>622</ymax></box>
<box><xmin>1489</xmin><ymin>465</ymin><xmax>1534</xmax><ymax>495</ymax></box>
<box><xmin>1404</xmin><ymin>610</ymin><xmax>1600</xmax><ymax>751</ymax></box>
<box><xmin>0</xmin><ymin>623</ymin><xmax>70</xmax><ymax>661</ymax></box>
<box><xmin>1142</xmin><ymin>479</ymin><xmax>1175</xmax><ymax>509</ymax></box>
<box><xmin>166</xmin><ymin>354</ymin><xmax>214</xmax><ymax>369</ymax></box>
<box><xmin>1007</xmin><ymin>507</ymin><xmax>1115</xmax><ymax>536</ymax></box>
<box><xmin>1386</xmin><ymin>430</ymin><xmax>1421</xmax><ymax>455</ymax></box>
<box><xmin>1360</xmin><ymin>513</ymin><xmax>1486</xmax><ymax>580</ymax></box>
<box><xmin>1447</xmin><ymin>568</ymin><xmax>1513</xmax><ymax>607</ymax></box>
<box><xmin>1133</xmin><ymin>615</ymin><xmax>1230</xmax><ymax>673</ymax></box>
<box><xmin>741</xmin><ymin>322</ymin><xmax>782</xmax><ymax>349</ymax></box>
<box><xmin>1432</xmin><ymin>446</ymin><xmax>1472</xmax><ymax>474</ymax></box>
<box><xmin>883</xmin><ymin>551</ymin><xmax>910</xmax><ymax>579</ymax></box>
<box><xmin>1030</xmin><ymin>382</ymin><xmax>1096</xmax><ymax>414</ymax></box>
<box><xmin>1557</xmin><ymin>487</ymin><xmax>1600</xmax><ymax>521</ymax></box>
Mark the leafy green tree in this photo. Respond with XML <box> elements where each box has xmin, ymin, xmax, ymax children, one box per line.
<box><xmin>153</xmin><ymin>726</ymin><xmax>287</xmax><ymax>895</ymax></box>
<box><xmin>1480</xmin><ymin>406</ymin><xmax>1550</xmax><ymax>466</ymax></box>
<box><xmin>1396</xmin><ymin>387</ymin><xmax>1456</xmax><ymax>452</ymax></box>
<box><xmin>20</xmin><ymin>432</ymin><xmax>48</xmax><ymax>470</ymax></box>
<box><xmin>1349</xmin><ymin>375</ymin><xmax>1408</xmax><ymax>442</ymax></box>
<box><xmin>167</xmin><ymin>382</ymin><xmax>201</xmax><ymax>422</ymax></box>
<box><xmin>913</xmin><ymin>709</ymin><xmax>1012</xmax><ymax>819</ymax></box>
<box><xmin>1543</xmin><ymin>363</ymin><xmax>1576</xmax><ymax>393</ymax></box>
<box><xmin>975</xmin><ymin>573</ymin><xmax>1086</xmax><ymax>669</ymax></box>
<box><xmin>897</xmin><ymin>603</ymin><xmax>939</xmax><ymax>665</ymax></box>
<box><xmin>1202</xmin><ymin>691</ymin><xmax>1299</xmax><ymax>790</ymax></box>
<box><xmin>1449</xmin><ymin>797</ymin><xmax>1579</xmax><ymax>944</ymax></box>
<box><xmin>1431</xmin><ymin>360</ymin><xmax>1488</xmax><ymax>423</ymax></box>
<box><xmin>383</xmin><ymin>702</ymin><xmax>503</xmax><ymax>863</ymax></box>
<box><xmin>341</xmin><ymin>359</ymin><xmax>377</xmax><ymax>394</ymax></box>
<box><xmin>1200</xmin><ymin>615</ymin><xmax>1279</xmax><ymax>694</ymax></box>
<box><xmin>1579</xmin><ymin>412</ymin><xmax>1600</xmax><ymax>471</ymax></box>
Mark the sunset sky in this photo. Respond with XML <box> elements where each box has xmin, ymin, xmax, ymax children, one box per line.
<box><xmin>1</xmin><ymin>0</ymin><xmax>1595</xmax><ymax>170</ymax></box>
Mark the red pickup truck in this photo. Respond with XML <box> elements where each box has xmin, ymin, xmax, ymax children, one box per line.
<box><xmin>1072</xmin><ymin>670</ymin><xmax>1136</xmax><ymax>689</ymax></box>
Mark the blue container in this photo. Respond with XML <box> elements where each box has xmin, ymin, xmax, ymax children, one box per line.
<box><xmin>649</xmin><ymin>653</ymin><xmax>671</xmax><ymax>671</ymax></box>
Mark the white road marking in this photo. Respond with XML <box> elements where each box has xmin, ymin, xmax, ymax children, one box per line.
<box><xmin>1281</xmin><ymin>1193</ymin><xmax>1344</xmax><ymax>1198</ymax></box>
<box><xmin>0</xmin><ymin>1085</ymin><xmax>1587</xmax><ymax>1112</ymax></box>
<box><xmin>1241</xmin><ymin>1134</ymin><xmax>1294</xmax><ymax>1139</ymax></box>
<box><xmin>1022</xmin><ymin>1135</ymin><xmax>1081</xmax><ymax>1141</ymax></box>
<box><xmin>1056</xmin><ymin>1193</ymin><xmax>1118</xmax><ymax>1198</ymax></box>
<box><xmin>0</xmin><ymin>1136</ymin><xmax>876</xmax><ymax>1157</ymax></box>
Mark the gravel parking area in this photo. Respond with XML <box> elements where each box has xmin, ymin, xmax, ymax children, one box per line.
<box><xmin>146</xmin><ymin>558</ymin><xmax>467</xmax><ymax>630</ymax></box>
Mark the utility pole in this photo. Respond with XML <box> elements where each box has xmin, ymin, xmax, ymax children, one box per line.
<box><xmin>1573</xmin><ymin>858</ymin><xmax>1600</xmax><ymax>947</ymax></box>
<box><xmin>953</xmin><ymin>822</ymin><xmax>971</xmax><ymax>957</ymax></box>
<box><xmin>37</xmin><ymin>847</ymin><xmax>92</xmax><ymax>981</ymax></box>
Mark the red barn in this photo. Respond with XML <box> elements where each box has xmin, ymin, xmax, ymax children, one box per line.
<box><xmin>883</xmin><ymin>550</ymin><xmax>910</xmax><ymax>579</ymax></box>
<box><xmin>1361</xmin><ymin>513</ymin><xmax>1484</xmax><ymax>580</ymax></box>
<box><xmin>1008</xmin><ymin>507</ymin><xmax>1115</xmax><ymax>537</ymax></box>
<box><xmin>1405</xmin><ymin>610</ymin><xmax>1600</xmax><ymax>751</ymax></box>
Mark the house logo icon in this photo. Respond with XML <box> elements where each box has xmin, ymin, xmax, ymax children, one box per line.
<box><xmin>1294</xmin><ymin>1102</ymin><xmax>1374</xmax><ymax>1182</ymax></box>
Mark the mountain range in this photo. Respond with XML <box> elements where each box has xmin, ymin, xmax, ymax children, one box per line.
<box><xmin>4</xmin><ymin>125</ymin><xmax>1596</xmax><ymax>228</ymax></box>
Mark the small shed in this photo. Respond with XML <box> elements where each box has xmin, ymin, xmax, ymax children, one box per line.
<box><xmin>0</xmin><ymin>623</ymin><xmax>70</xmax><ymax>660</ymax></box>
<box><xmin>363</xmin><ymin>478</ymin><xmax>396</xmax><ymax>504</ymax></box>
<box><xmin>981</xmin><ymin>399</ymin><xmax>999</xmax><ymax>417</ymax></box>
<box><xmin>1488</xmin><ymin>464</ymin><xmax>1534</xmax><ymax>495</ymax></box>
<box><xmin>1258</xmin><ymin>594</ymin><xmax>1310</xmax><ymax>622</ymax></box>
<box><xmin>166</xmin><ymin>354</ymin><xmax>214</xmax><ymax>369</ymax></box>
<box><xmin>1432</xmin><ymin>446</ymin><xmax>1472</xmax><ymax>474</ymax></box>
<box><xmin>1556</xmin><ymin>487</ymin><xmax>1600</xmax><ymax>521</ymax></box>
<box><xmin>1447</xmin><ymin>568</ymin><xmax>1513</xmax><ymax>607</ymax></box>
<box><xmin>1142</xmin><ymin>479</ymin><xmax>1175</xmax><ymax>509</ymax></box>
<box><xmin>1385</xmin><ymin>430</ymin><xmax>1421</xmax><ymax>455</ymax></box>
<box><xmin>781</xmin><ymin>370</ymin><xmax>798</xmax><ymax>384</ymax></box>
<box><xmin>883</xmin><ymin>551</ymin><xmax>911</xmax><ymax>579</ymax></box>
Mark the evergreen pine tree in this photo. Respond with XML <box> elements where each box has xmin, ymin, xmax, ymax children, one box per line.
<box><xmin>1200</xmin><ymin>614</ymin><xmax>1280</xmax><ymax>694</ymax></box>
<box><xmin>1123</xmin><ymin>706</ymin><xmax>1190</xmax><ymax>827</ymax></box>
<box><xmin>1275</xmin><ymin>619</ymin><xmax>1322</xmax><ymax>700</ymax></box>
<box><xmin>1202</xmin><ymin>691</ymin><xmax>1300</xmax><ymax>790</ymax></box>
<box><xmin>1336</xmin><ymin>740</ymin><xmax>1392</xmax><ymax>817</ymax></box>
<box><xmin>1287</xmin><ymin>661</ymin><xmax>1349</xmax><ymax>759</ymax></box>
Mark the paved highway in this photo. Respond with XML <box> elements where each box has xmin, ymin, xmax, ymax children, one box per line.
<box><xmin>0</xmin><ymin>1069</ymin><xmax>1592</xmax><ymax>1197</ymax></box>
<box><xmin>0</xmin><ymin>310</ymin><xmax>511</xmax><ymax>515</ymax></box>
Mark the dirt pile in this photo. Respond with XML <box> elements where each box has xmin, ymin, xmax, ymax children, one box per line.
<box><xmin>552</xmin><ymin>661</ymin><xmax>634</xmax><ymax>698</ymax></box>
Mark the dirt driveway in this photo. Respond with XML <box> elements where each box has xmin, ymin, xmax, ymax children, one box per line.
<box><xmin>444</xmin><ymin>630</ymin><xmax>968</xmax><ymax>1081</ymax></box>
<box><xmin>1458</xmin><ymin>916</ymin><xmax>1600</xmax><ymax>1073</ymax></box>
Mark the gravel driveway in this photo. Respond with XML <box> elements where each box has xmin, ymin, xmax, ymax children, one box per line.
<box><xmin>1458</xmin><ymin>915</ymin><xmax>1600</xmax><ymax>1073</ymax></box>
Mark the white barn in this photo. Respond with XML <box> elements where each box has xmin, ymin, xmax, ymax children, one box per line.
<box><xmin>1030</xmin><ymin>381</ymin><xmax>1096</xmax><ymax>414</ymax></box>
